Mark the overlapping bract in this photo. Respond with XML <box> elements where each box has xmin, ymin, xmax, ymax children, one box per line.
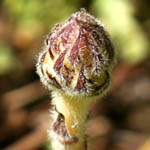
<box><xmin>37</xmin><ymin>9</ymin><xmax>115</xmax><ymax>97</ymax></box>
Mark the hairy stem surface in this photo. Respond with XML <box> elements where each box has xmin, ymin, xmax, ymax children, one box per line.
<box><xmin>49</xmin><ymin>92</ymin><xmax>90</xmax><ymax>150</ymax></box>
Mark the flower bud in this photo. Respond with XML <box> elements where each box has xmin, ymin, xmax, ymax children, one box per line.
<box><xmin>36</xmin><ymin>8</ymin><xmax>115</xmax><ymax>97</ymax></box>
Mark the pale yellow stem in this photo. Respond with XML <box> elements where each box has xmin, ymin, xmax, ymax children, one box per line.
<box><xmin>49</xmin><ymin>91</ymin><xmax>91</xmax><ymax>150</ymax></box>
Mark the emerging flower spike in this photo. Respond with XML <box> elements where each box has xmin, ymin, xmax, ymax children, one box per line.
<box><xmin>36</xmin><ymin>8</ymin><xmax>115</xmax><ymax>150</ymax></box>
<box><xmin>37</xmin><ymin>8</ymin><xmax>115</xmax><ymax>98</ymax></box>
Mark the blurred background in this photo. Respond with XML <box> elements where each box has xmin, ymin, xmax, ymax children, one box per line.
<box><xmin>0</xmin><ymin>0</ymin><xmax>149</xmax><ymax>150</ymax></box>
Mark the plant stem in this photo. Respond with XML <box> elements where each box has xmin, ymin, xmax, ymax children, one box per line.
<box><xmin>49</xmin><ymin>92</ymin><xmax>91</xmax><ymax>150</ymax></box>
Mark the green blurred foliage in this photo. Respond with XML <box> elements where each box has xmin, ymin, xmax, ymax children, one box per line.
<box><xmin>0</xmin><ymin>43</ymin><xmax>20</xmax><ymax>75</ymax></box>
<box><xmin>3</xmin><ymin>0</ymin><xmax>76</xmax><ymax>36</ymax></box>
<box><xmin>91</xmin><ymin>0</ymin><xmax>149</xmax><ymax>64</ymax></box>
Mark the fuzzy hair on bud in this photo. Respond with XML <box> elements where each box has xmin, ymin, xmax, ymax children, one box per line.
<box><xmin>36</xmin><ymin>8</ymin><xmax>115</xmax><ymax>97</ymax></box>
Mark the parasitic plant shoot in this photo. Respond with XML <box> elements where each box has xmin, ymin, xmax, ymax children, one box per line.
<box><xmin>36</xmin><ymin>8</ymin><xmax>115</xmax><ymax>150</ymax></box>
